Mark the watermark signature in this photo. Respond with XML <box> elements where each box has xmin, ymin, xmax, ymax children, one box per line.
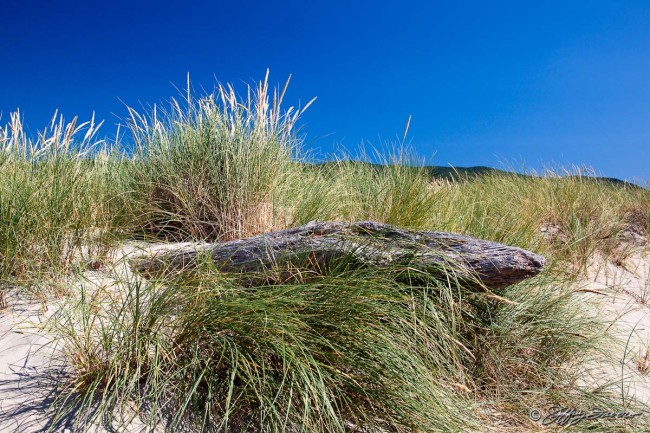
<box><xmin>529</xmin><ymin>406</ymin><xmax>643</xmax><ymax>426</ymax></box>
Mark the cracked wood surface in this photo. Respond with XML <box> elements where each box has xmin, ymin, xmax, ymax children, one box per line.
<box><xmin>129</xmin><ymin>221</ymin><xmax>546</xmax><ymax>290</ymax></box>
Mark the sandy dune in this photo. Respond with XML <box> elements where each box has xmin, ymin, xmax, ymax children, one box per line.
<box><xmin>0</xmin><ymin>290</ymin><xmax>66</xmax><ymax>433</ymax></box>
<box><xmin>579</xmin><ymin>247</ymin><xmax>650</xmax><ymax>406</ymax></box>
<box><xmin>1</xmin><ymin>242</ymin><xmax>649</xmax><ymax>431</ymax></box>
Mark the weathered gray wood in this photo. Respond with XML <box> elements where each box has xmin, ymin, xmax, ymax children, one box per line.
<box><xmin>129</xmin><ymin>221</ymin><xmax>546</xmax><ymax>289</ymax></box>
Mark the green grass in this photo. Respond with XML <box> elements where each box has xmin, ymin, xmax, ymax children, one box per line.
<box><xmin>1</xmin><ymin>73</ymin><xmax>649</xmax><ymax>431</ymax></box>
<box><xmin>0</xmin><ymin>112</ymin><xmax>128</xmax><ymax>300</ymax></box>
<box><xmin>50</xmin><ymin>259</ymin><xmax>641</xmax><ymax>432</ymax></box>
<box><xmin>125</xmin><ymin>72</ymin><xmax>314</xmax><ymax>241</ymax></box>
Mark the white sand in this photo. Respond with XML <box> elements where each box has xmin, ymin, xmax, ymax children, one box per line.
<box><xmin>0</xmin><ymin>241</ymin><xmax>182</xmax><ymax>433</ymax></box>
<box><xmin>0</xmin><ymin>290</ymin><xmax>64</xmax><ymax>432</ymax></box>
<box><xmin>577</xmin><ymin>247</ymin><xmax>650</xmax><ymax>405</ymax></box>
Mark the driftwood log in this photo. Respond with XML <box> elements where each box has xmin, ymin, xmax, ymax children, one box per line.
<box><xmin>129</xmin><ymin>221</ymin><xmax>546</xmax><ymax>290</ymax></box>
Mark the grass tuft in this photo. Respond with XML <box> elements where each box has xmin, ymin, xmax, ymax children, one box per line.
<box><xmin>125</xmin><ymin>72</ymin><xmax>314</xmax><ymax>241</ymax></box>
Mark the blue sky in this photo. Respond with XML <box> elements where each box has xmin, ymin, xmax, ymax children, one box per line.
<box><xmin>2</xmin><ymin>1</ymin><xmax>649</xmax><ymax>181</ymax></box>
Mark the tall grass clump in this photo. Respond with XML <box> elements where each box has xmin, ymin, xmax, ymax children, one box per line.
<box><xmin>126</xmin><ymin>72</ymin><xmax>315</xmax><ymax>241</ymax></box>
<box><xmin>0</xmin><ymin>111</ymin><xmax>125</xmax><ymax>296</ymax></box>
<box><xmin>49</xmin><ymin>255</ymin><xmax>645</xmax><ymax>432</ymax></box>
<box><xmin>335</xmin><ymin>147</ymin><xmax>439</xmax><ymax>228</ymax></box>
<box><xmin>283</xmin><ymin>147</ymin><xmax>440</xmax><ymax>229</ymax></box>
<box><xmin>469</xmin><ymin>275</ymin><xmax>631</xmax><ymax>426</ymax></box>
<box><xmin>50</xmin><ymin>261</ymin><xmax>477</xmax><ymax>432</ymax></box>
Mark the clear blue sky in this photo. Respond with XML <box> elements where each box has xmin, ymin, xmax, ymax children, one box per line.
<box><xmin>2</xmin><ymin>1</ymin><xmax>649</xmax><ymax>181</ymax></box>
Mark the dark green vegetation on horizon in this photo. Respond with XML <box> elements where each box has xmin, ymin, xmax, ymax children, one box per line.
<box><xmin>1</xmin><ymin>76</ymin><xmax>649</xmax><ymax>431</ymax></box>
<box><xmin>312</xmin><ymin>161</ymin><xmax>646</xmax><ymax>189</ymax></box>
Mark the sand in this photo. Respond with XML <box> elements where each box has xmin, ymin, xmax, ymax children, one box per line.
<box><xmin>0</xmin><ymin>289</ymin><xmax>64</xmax><ymax>432</ymax></box>
<box><xmin>577</xmin><ymin>247</ymin><xmax>650</xmax><ymax>405</ymax></box>
<box><xmin>0</xmin><ymin>241</ymin><xmax>181</xmax><ymax>433</ymax></box>
<box><xmin>1</xmin><ymin>241</ymin><xmax>649</xmax><ymax>431</ymax></box>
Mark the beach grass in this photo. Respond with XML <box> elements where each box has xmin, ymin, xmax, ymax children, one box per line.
<box><xmin>1</xmin><ymin>74</ymin><xmax>649</xmax><ymax>431</ymax></box>
<box><xmin>0</xmin><ymin>111</ymin><xmax>129</xmax><ymax>300</ymax></box>
<box><xmin>49</xmin><ymin>257</ymin><xmax>638</xmax><ymax>432</ymax></box>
